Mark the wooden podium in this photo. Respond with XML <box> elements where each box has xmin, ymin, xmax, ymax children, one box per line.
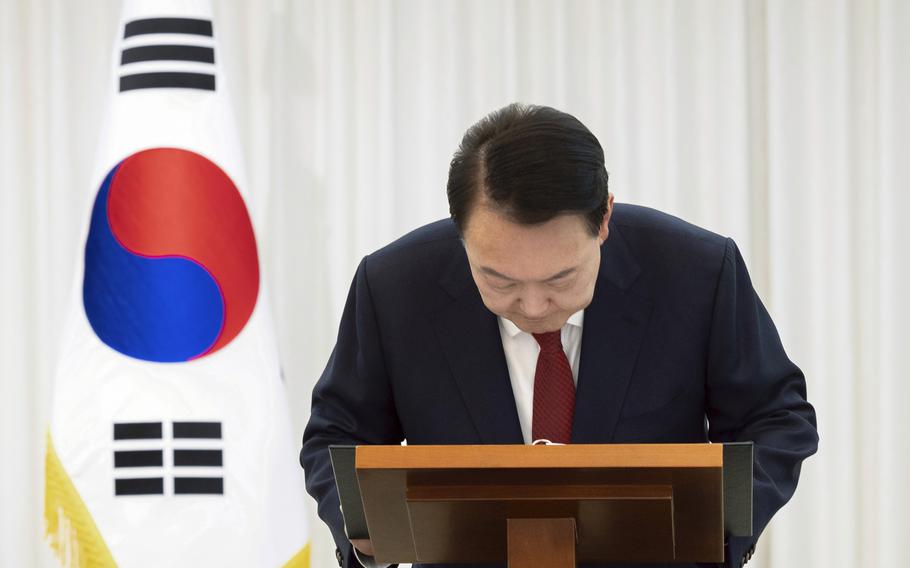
<box><xmin>330</xmin><ymin>443</ymin><xmax>752</xmax><ymax>566</ymax></box>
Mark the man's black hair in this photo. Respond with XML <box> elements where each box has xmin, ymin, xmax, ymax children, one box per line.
<box><xmin>446</xmin><ymin>103</ymin><xmax>609</xmax><ymax>236</ymax></box>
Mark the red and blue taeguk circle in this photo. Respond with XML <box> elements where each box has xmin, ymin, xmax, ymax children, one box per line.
<box><xmin>83</xmin><ymin>147</ymin><xmax>259</xmax><ymax>362</ymax></box>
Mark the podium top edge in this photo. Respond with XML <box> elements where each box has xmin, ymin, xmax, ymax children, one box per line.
<box><xmin>355</xmin><ymin>443</ymin><xmax>723</xmax><ymax>470</ymax></box>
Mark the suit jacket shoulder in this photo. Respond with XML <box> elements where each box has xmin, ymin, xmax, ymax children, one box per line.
<box><xmin>611</xmin><ymin>203</ymin><xmax>729</xmax><ymax>273</ymax></box>
<box><xmin>360</xmin><ymin>219</ymin><xmax>466</xmax><ymax>323</ymax></box>
<box><xmin>366</xmin><ymin>218</ymin><xmax>461</xmax><ymax>275</ymax></box>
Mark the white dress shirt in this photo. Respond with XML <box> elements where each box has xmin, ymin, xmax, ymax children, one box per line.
<box><xmin>498</xmin><ymin>310</ymin><xmax>585</xmax><ymax>444</ymax></box>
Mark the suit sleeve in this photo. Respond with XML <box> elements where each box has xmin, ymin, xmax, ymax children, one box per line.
<box><xmin>705</xmin><ymin>239</ymin><xmax>819</xmax><ymax>567</ymax></box>
<box><xmin>300</xmin><ymin>256</ymin><xmax>404</xmax><ymax>568</ymax></box>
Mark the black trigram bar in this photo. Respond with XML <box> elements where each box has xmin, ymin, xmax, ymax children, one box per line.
<box><xmin>114</xmin><ymin>450</ymin><xmax>164</xmax><ymax>468</ymax></box>
<box><xmin>115</xmin><ymin>477</ymin><xmax>164</xmax><ymax>496</ymax></box>
<box><xmin>114</xmin><ymin>422</ymin><xmax>162</xmax><ymax>440</ymax></box>
<box><xmin>121</xmin><ymin>45</ymin><xmax>215</xmax><ymax>65</ymax></box>
<box><xmin>120</xmin><ymin>72</ymin><xmax>215</xmax><ymax>92</ymax></box>
<box><xmin>174</xmin><ymin>449</ymin><xmax>222</xmax><ymax>467</ymax></box>
<box><xmin>124</xmin><ymin>18</ymin><xmax>213</xmax><ymax>39</ymax></box>
<box><xmin>174</xmin><ymin>477</ymin><xmax>223</xmax><ymax>495</ymax></box>
<box><xmin>173</xmin><ymin>421</ymin><xmax>222</xmax><ymax>439</ymax></box>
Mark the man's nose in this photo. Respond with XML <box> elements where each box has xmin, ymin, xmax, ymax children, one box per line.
<box><xmin>518</xmin><ymin>290</ymin><xmax>549</xmax><ymax>318</ymax></box>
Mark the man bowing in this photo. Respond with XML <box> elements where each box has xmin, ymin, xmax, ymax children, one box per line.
<box><xmin>301</xmin><ymin>103</ymin><xmax>818</xmax><ymax>568</ymax></box>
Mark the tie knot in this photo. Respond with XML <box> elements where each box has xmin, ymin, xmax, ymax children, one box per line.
<box><xmin>533</xmin><ymin>331</ymin><xmax>563</xmax><ymax>353</ymax></box>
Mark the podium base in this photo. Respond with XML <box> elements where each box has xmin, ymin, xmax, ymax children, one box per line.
<box><xmin>508</xmin><ymin>518</ymin><xmax>576</xmax><ymax>568</ymax></box>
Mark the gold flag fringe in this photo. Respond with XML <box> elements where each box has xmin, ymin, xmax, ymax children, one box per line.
<box><xmin>281</xmin><ymin>542</ymin><xmax>311</xmax><ymax>568</ymax></box>
<box><xmin>44</xmin><ymin>431</ymin><xmax>117</xmax><ymax>568</ymax></box>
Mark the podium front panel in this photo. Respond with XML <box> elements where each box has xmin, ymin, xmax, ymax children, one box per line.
<box><xmin>354</xmin><ymin>444</ymin><xmax>725</xmax><ymax>564</ymax></box>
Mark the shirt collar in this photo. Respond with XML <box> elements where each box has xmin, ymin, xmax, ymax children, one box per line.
<box><xmin>499</xmin><ymin>310</ymin><xmax>585</xmax><ymax>338</ymax></box>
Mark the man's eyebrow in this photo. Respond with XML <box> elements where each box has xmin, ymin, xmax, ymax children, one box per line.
<box><xmin>479</xmin><ymin>266</ymin><xmax>576</xmax><ymax>282</ymax></box>
<box><xmin>544</xmin><ymin>268</ymin><xmax>576</xmax><ymax>281</ymax></box>
<box><xmin>480</xmin><ymin>266</ymin><xmax>517</xmax><ymax>281</ymax></box>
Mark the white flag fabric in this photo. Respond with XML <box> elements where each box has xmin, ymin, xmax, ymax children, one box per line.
<box><xmin>43</xmin><ymin>1</ymin><xmax>310</xmax><ymax>566</ymax></box>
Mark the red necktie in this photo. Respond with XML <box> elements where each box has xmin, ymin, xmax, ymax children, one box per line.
<box><xmin>531</xmin><ymin>331</ymin><xmax>575</xmax><ymax>444</ymax></box>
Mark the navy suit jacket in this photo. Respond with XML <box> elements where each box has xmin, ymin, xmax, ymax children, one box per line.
<box><xmin>301</xmin><ymin>204</ymin><xmax>818</xmax><ymax>568</ymax></box>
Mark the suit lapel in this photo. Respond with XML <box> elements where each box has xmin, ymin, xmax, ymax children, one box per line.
<box><xmin>432</xmin><ymin>248</ymin><xmax>524</xmax><ymax>444</ymax></box>
<box><xmin>573</xmin><ymin>222</ymin><xmax>653</xmax><ymax>443</ymax></box>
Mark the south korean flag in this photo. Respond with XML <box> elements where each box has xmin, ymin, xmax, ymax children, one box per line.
<box><xmin>43</xmin><ymin>1</ymin><xmax>310</xmax><ymax>566</ymax></box>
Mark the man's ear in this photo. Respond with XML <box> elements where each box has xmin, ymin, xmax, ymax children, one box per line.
<box><xmin>598</xmin><ymin>193</ymin><xmax>614</xmax><ymax>244</ymax></box>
